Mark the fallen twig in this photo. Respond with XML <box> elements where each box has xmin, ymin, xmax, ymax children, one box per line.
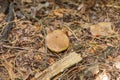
<box><xmin>2</xmin><ymin>45</ymin><xmax>29</xmax><ymax>50</ymax></box>
<box><xmin>0</xmin><ymin>2</ymin><xmax>15</xmax><ymax>41</ymax></box>
<box><xmin>35</xmin><ymin>52</ymin><xmax>82</xmax><ymax>80</ymax></box>
<box><xmin>64</xmin><ymin>23</ymin><xmax>79</xmax><ymax>41</ymax></box>
<box><xmin>106</xmin><ymin>4</ymin><xmax>120</xmax><ymax>9</ymax></box>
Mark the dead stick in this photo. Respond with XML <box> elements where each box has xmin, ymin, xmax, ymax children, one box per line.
<box><xmin>35</xmin><ymin>52</ymin><xmax>82</xmax><ymax>80</ymax></box>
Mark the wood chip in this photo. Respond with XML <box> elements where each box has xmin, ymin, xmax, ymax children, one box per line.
<box><xmin>35</xmin><ymin>52</ymin><xmax>82</xmax><ymax>80</ymax></box>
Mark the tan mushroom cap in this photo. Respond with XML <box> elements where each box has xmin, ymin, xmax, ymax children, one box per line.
<box><xmin>46</xmin><ymin>30</ymin><xmax>69</xmax><ymax>52</ymax></box>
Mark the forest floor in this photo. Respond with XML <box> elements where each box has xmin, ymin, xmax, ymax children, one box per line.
<box><xmin>0</xmin><ymin>0</ymin><xmax>120</xmax><ymax>80</ymax></box>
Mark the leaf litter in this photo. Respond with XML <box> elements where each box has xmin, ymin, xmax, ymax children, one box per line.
<box><xmin>0</xmin><ymin>0</ymin><xmax>120</xmax><ymax>80</ymax></box>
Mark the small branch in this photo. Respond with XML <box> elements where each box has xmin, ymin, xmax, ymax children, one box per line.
<box><xmin>2</xmin><ymin>45</ymin><xmax>29</xmax><ymax>50</ymax></box>
<box><xmin>0</xmin><ymin>2</ymin><xmax>15</xmax><ymax>41</ymax></box>
<box><xmin>64</xmin><ymin>23</ymin><xmax>79</xmax><ymax>41</ymax></box>
<box><xmin>35</xmin><ymin>52</ymin><xmax>82</xmax><ymax>80</ymax></box>
<box><xmin>106</xmin><ymin>4</ymin><xmax>120</xmax><ymax>9</ymax></box>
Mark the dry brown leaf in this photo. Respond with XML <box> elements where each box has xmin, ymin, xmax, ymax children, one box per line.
<box><xmin>46</xmin><ymin>29</ymin><xmax>69</xmax><ymax>53</ymax></box>
<box><xmin>90</xmin><ymin>22</ymin><xmax>115</xmax><ymax>37</ymax></box>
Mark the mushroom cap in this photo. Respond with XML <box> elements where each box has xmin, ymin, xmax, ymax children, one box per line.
<box><xmin>46</xmin><ymin>30</ymin><xmax>69</xmax><ymax>52</ymax></box>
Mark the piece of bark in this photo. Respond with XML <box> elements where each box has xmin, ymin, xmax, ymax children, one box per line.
<box><xmin>35</xmin><ymin>52</ymin><xmax>82</xmax><ymax>80</ymax></box>
<box><xmin>0</xmin><ymin>2</ymin><xmax>14</xmax><ymax>41</ymax></box>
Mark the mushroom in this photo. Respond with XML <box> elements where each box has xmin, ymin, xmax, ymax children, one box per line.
<box><xmin>46</xmin><ymin>29</ymin><xmax>69</xmax><ymax>53</ymax></box>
